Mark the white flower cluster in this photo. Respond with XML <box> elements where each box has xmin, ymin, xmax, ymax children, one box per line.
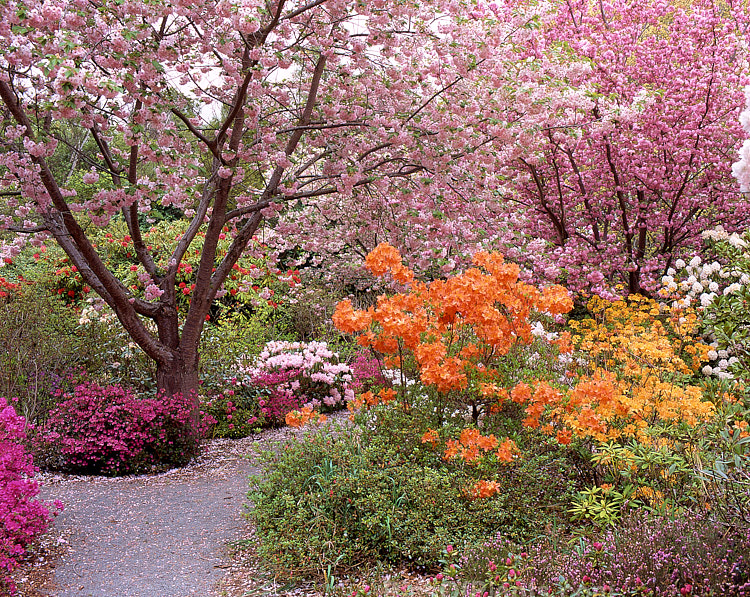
<box><xmin>702</xmin><ymin>225</ymin><xmax>748</xmax><ymax>248</ymax></box>
<box><xmin>658</xmin><ymin>250</ymin><xmax>748</xmax><ymax>311</ymax></box>
<box><xmin>700</xmin><ymin>346</ymin><xmax>739</xmax><ymax>380</ymax></box>
<box><xmin>77</xmin><ymin>297</ymin><xmax>115</xmax><ymax>326</ymax></box>
<box><xmin>658</xmin><ymin>226</ymin><xmax>749</xmax><ymax>379</ymax></box>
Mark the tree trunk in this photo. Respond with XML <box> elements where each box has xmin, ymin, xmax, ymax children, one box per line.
<box><xmin>155</xmin><ymin>353</ymin><xmax>201</xmax><ymax>458</ymax></box>
<box><xmin>628</xmin><ymin>268</ymin><xmax>641</xmax><ymax>295</ymax></box>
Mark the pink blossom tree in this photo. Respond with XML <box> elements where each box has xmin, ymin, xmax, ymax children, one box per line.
<box><xmin>0</xmin><ymin>0</ymin><xmax>555</xmax><ymax>435</ymax></box>
<box><xmin>495</xmin><ymin>0</ymin><xmax>750</xmax><ymax>296</ymax></box>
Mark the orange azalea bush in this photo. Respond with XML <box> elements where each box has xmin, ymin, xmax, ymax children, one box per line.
<box><xmin>346</xmin><ymin>387</ymin><xmax>397</xmax><ymax>413</ymax></box>
<box><xmin>284</xmin><ymin>406</ymin><xmax>328</xmax><ymax>428</ymax></box>
<box><xmin>333</xmin><ymin>243</ymin><xmax>573</xmax><ymax>419</ymax></box>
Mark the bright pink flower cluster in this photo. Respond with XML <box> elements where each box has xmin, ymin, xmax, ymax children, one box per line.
<box><xmin>1</xmin><ymin>398</ymin><xmax>61</xmax><ymax>595</ymax></box>
<box><xmin>348</xmin><ymin>351</ymin><xmax>387</xmax><ymax>392</ymax></box>
<box><xmin>41</xmin><ymin>384</ymin><xmax>211</xmax><ymax>475</ymax></box>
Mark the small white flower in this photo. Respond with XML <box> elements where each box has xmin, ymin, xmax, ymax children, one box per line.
<box><xmin>718</xmin><ymin>359</ymin><xmax>729</xmax><ymax>369</ymax></box>
<box><xmin>702</xmin><ymin>365</ymin><xmax>714</xmax><ymax>376</ymax></box>
<box><xmin>724</xmin><ymin>283</ymin><xmax>742</xmax><ymax>295</ymax></box>
<box><xmin>729</xmin><ymin>356</ymin><xmax>739</xmax><ymax>366</ymax></box>
<box><xmin>708</xmin><ymin>281</ymin><xmax>719</xmax><ymax>292</ymax></box>
<box><xmin>708</xmin><ymin>349</ymin><xmax>719</xmax><ymax>360</ymax></box>
<box><xmin>689</xmin><ymin>256</ymin><xmax>702</xmax><ymax>267</ymax></box>
<box><xmin>729</xmin><ymin>233</ymin><xmax>748</xmax><ymax>248</ymax></box>
<box><xmin>675</xmin><ymin>259</ymin><xmax>686</xmax><ymax>269</ymax></box>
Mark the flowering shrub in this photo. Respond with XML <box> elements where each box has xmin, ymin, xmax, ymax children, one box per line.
<box><xmin>1</xmin><ymin>398</ymin><xmax>61</xmax><ymax>595</ymax></box>
<box><xmin>431</xmin><ymin>512</ymin><xmax>750</xmax><ymax>596</ymax></box>
<box><xmin>348</xmin><ymin>350</ymin><xmax>387</xmax><ymax>393</ymax></box>
<box><xmin>238</xmin><ymin>341</ymin><xmax>354</xmax><ymax>424</ymax></box>
<box><xmin>538</xmin><ymin>294</ymin><xmax>716</xmax><ymax>443</ymax></box>
<box><xmin>658</xmin><ymin>227</ymin><xmax>750</xmax><ymax>382</ymax></box>
<box><xmin>39</xmin><ymin>383</ymin><xmax>212</xmax><ymax>475</ymax></box>
<box><xmin>527</xmin><ymin>511</ymin><xmax>750</xmax><ymax>596</ymax></box>
<box><xmin>200</xmin><ymin>386</ymin><xmax>261</xmax><ymax>439</ymax></box>
<box><xmin>333</xmin><ymin>243</ymin><xmax>572</xmax><ymax>424</ymax></box>
<box><xmin>0</xmin><ymin>276</ymin><xmax>20</xmax><ymax>300</ymax></box>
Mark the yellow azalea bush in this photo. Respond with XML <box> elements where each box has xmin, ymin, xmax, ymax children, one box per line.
<box><xmin>549</xmin><ymin>295</ymin><xmax>715</xmax><ymax>442</ymax></box>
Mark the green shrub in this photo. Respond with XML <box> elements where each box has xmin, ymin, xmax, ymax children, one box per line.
<box><xmin>200</xmin><ymin>386</ymin><xmax>264</xmax><ymax>439</ymax></box>
<box><xmin>249</xmin><ymin>404</ymin><xmax>580</xmax><ymax>580</ymax></box>
<box><xmin>0</xmin><ymin>283</ymin><xmax>103</xmax><ymax>423</ymax></box>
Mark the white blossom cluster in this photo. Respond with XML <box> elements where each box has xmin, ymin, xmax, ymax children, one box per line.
<box><xmin>77</xmin><ymin>297</ymin><xmax>115</xmax><ymax>326</ymax></box>
<box><xmin>700</xmin><ymin>346</ymin><xmax>740</xmax><ymax>380</ymax></box>
<box><xmin>658</xmin><ymin>246</ymin><xmax>749</xmax><ymax>312</ymax></box>
<box><xmin>658</xmin><ymin>226</ymin><xmax>749</xmax><ymax>379</ymax></box>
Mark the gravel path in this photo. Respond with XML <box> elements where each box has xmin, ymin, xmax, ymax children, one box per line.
<box><xmin>14</xmin><ymin>413</ymin><xmax>434</xmax><ymax>597</ymax></box>
<box><xmin>35</xmin><ymin>434</ymin><xmax>268</xmax><ymax>597</ymax></box>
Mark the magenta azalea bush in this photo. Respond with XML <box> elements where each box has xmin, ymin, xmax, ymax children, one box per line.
<box><xmin>1</xmin><ymin>398</ymin><xmax>61</xmax><ymax>595</ymax></box>
<box><xmin>348</xmin><ymin>351</ymin><xmax>387</xmax><ymax>393</ymax></box>
<box><xmin>39</xmin><ymin>383</ymin><xmax>212</xmax><ymax>475</ymax></box>
<box><xmin>236</xmin><ymin>341</ymin><xmax>355</xmax><ymax>424</ymax></box>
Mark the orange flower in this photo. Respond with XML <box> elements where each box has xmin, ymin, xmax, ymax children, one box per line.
<box><xmin>511</xmin><ymin>382</ymin><xmax>532</xmax><ymax>404</ymax></box>
<box><xmin>552</xmin><ymin>331</ymin><xmax>574</xmax><ymax>354</ymax></box>
<box><xmin>332</xmin><ymin>299</ymin><xmax>372</xmax><ymax>333</ymax></box>
<box><xmin>285</xmin><ymin>406</ymin><xmax>327</xmax><ymax>428</ymax></box>
<box><xmin>444</xmin><ymin>439</ymin><xmax>459</xmax><ymax>460</ymax></box>
<box><xmin>470</xmin><ymin>480</ymin><xmax>501</xmax><ymax>499</ymax></box>
<box><xmin>421</xmin><ymin>428</ymin><xmax>439</xmax><ymax>447</ymax></box>
<box><xmin>556</xmin><ymin>429</ymin><xmax>573</xmax><ymax>445</ymax></box>
<box><xmin>365</xmin><ymin>243</ymin><xmax>414</xmax><ymax>284</ymax></box>
<box><xmin>496</xmin><ymin>439</ymin><xmax>518</xmax><ymax>462</ymax></box>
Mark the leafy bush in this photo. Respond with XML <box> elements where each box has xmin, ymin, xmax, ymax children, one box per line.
<box><xmin>1</xmin><ymin>398</ymin><xmax>61</xmax><ymax>595</ymax></box>
<box><xmin>200</xmin><ymin>386</ymin><xmax>263</xmax><ymax>439</ymax></box>
<box><xmin>429</xmin><ymin>512</ymin><xmax>750</xmax><ymax>596</ymax></box>
<box><xmin>37</xmin><ymin>383</ymin><xmax>212</xmax><ymax>475</ymax></box>
<box><xmin>0</xmin><ymin>282</ymin><xmax>104</xmax><ymax>424</ymax></box>
<box><xmin>198</xmin><ymin>309</ymin><xmax>296</xmax><ymax>382</ymax></box>
<box><xmin>250</xmin><ymin>404</ymin><xmax>579</xmax><ymax>579</ymax></box>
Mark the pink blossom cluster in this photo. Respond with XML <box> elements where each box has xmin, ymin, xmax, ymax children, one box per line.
<box><xmin>239</xmin><ymin>341</ymin><xmax>354</xmax><ymax>423</ymax></box>
<box><xmin>1</xmin><ymin>398</ymin><xmax>61</xmax><ymax>595</ymax></box>
<box><xmin>491</xmin><ymin>0</ymin><xmax>750</xmax><ymax>296</ymax></box>
<box><xmin>348</xmin><ymin>351</ymin><xmax>387</xmax><ymax>392</ymax></box>
<box><xmin>40</xmin><ymin>384</ymin><xmax>212</xmax><ymax>475</ymax></box>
